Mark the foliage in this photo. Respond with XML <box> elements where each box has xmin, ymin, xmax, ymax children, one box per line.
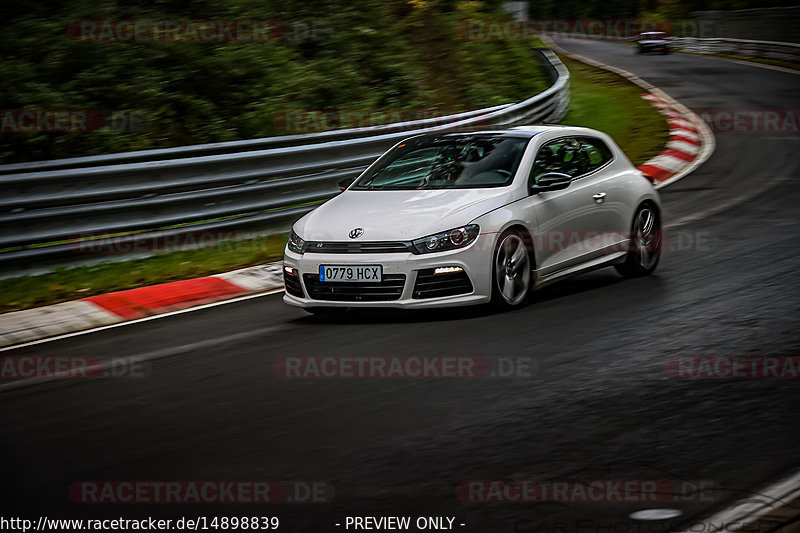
<box><xmin>0</xmin><ymin>0</ymin><xmax>548</xmax><ymax>162</ymax></box>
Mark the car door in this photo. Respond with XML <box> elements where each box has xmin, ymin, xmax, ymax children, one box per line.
<box><xmin>529</xmin><ymin>137</ymin><xmax>612</xmax><ymax>276</ymax></box>
<box><xmin>575</xmin><ymin>136</ymin><xmax>626</xmax><ymax>252</ymax></box>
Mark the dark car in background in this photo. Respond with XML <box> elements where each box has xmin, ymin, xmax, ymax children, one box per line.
<box><xmin>636</xmin><ymin>31</ymin><xmax>671</xmax><ymax>54</ymax></box>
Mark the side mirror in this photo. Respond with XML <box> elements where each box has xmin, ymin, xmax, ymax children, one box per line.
<box><xmin>338</xmin><ymin>177</ymin><xmax>355</xmax><ymax>191</ymax></box>
<box><xmin>530</xmin><ymin>172</ymin><xmax>572</xmax><ymax>194</ymax></box>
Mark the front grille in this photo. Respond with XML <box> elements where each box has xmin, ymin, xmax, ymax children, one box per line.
<box><xmin>412</xmin><ymin>268</ymin><xmax>473</xmax><ymax>299</ymax></box>
<box><xmin>284</xmin><ymin>271</ymin><xmax>304</xmax><ymax>298</ymax></box>
<box><xmin>303</xmin><ymin>274</ymin><xmax>406</xmax><ymax>301</ymax></box>
<box><xmin>305</xmin><ymin>241</ymin><xmax>413</xmax><ymax>254</ymax></box>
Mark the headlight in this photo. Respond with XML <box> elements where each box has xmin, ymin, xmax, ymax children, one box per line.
<box><xmin>287</xmin><ymin>230</ymin><xmax>307</xmax><ymax>254</ymax></box>
<box><xmin>412</xmin><ymin>224</ymin><xmax>479</xmax><ymax>254</ymax></box>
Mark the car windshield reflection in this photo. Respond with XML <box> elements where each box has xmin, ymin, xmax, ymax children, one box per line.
<box><xmin>352</xmin><ymin>135</ymin><xmax>530</xmax><ymax>190</ymax></box>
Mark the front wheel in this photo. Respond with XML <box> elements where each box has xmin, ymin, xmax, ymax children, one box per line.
<box><xmin>615</xmin><ymin>204</ymin><xmax>662</xmax><ymax>278</ymax></box>
<box><xmin>491</xmin><ymin>230</ymin><xmax>532</xmax><ymax>309</ymax></box>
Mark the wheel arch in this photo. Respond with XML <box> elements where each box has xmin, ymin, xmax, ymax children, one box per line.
<box><xmin>496</xmin><ymin>223</ymin><xmax>538</xmax><ymax>270</ymax></box>
<box><xmin>636</xmin><ymin>198</ymin><xmax>661</xmax><ymax>219</ymax></box>
<box><xmin>626</xmin><ymin>198</ymin><xmax>662</xmax><ymax>236</ymax></box>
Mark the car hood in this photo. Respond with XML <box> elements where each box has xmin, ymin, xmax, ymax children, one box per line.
<box><xmin>294</xmin><ymin>188</ymin><xmax>517</xmax><ymax>241</ymax></box>
<box><xmin>640</xmin><ymin>39</ymin><xmax>667</xmax><ymax>44</ymax></box>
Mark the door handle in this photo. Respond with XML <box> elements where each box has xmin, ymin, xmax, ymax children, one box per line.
<box><xmin>592</xmin><ymin>192</ymin><xmax>607</xmax><ymax>204</ymax></box>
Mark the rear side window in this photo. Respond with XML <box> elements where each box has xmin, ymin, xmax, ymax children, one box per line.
<box><xmin>530</xmin><ymin>136</ymin><xmax>614</xmax><ymax>184</ymax></box>
<box><xmin>578</xmin><ymin>137</ymin><xmax>613</xmax><ymax>171</ymax></box>
<box><xmin>530</xmin><ymin>138</ymin><xmax>588</xmax><ymax>181</ymax></box>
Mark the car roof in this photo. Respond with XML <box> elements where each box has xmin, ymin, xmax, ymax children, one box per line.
<box><xmin>401</xmin><ymin>125</ymin><xmax>592</xmax><ymax>144</ymax></box>
<box><xmin>406</xmin><ymin>130</ymin><xmax>539</xmax><ymax>142</ymax></box>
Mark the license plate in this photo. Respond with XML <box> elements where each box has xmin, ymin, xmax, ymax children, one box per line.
<box><xmin>319</xmin><ymin>265</ymin><xmax>382</xmax><ymax>283</ymax></box>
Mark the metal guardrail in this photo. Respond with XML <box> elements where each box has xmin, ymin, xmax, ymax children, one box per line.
<box><xmin>0</xmin><ymin>48</ymin><xmax>570</xmax><ymax>276</ymax></box>
<box><xmin>669</xmin><ymin>37</ymin><xmax>800</xmax><ymax>64</ymax></box>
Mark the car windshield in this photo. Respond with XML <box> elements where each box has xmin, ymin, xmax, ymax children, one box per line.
<box><xmin>352</xmin><ymin>135</ymin><xmax>529</xmax><ymax>190</ymax></box>
<box><xmin>641</xmin><ymin>32</ymin><xmax>665</xmax><ymax>39</ymax></box>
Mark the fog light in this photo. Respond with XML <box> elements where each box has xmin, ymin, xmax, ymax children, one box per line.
<box><xmin>284</xmin><ymin>266</ymin><xmax>296</xmax><ymax>275</ymax></box>
<box><xmin>434</xmin><ymin>266</ymin><xmax>464</xmax><ymax>275</ymax></box>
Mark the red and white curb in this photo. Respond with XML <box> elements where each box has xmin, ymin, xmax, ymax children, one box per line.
<box><xmin>637</xmin><ymin>93</ymin><xmax>708</xmax><ymax>187</ymax></box>
<box><xmin>0</xmin><ymin>263</ymin><xmax>284</xmax><ymax>349</ymax></box>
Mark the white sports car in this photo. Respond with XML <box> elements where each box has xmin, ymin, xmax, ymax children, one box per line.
<box><xmin>283</xmin><ymin>126</ymin><xmax>661</xmax><ymax>312</ymax></box>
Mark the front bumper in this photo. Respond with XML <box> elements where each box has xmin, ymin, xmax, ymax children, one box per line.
<box><xmin>282</xmin><ymin>234</ymin><xmax>494</xmax><ymax>309</ymax></box>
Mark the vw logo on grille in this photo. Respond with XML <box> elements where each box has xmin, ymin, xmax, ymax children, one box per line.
<box><xmin>349</xmin><ymin>228</ymin><xmax>364</xmax><ymax>239</ymax></box>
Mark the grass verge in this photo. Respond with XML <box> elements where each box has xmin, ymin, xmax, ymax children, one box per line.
<box><xmin>0</xmin><ymin>234</ymin><xmax>287</xmax><ymax>313</ymax></box>
<box><xmin>558</xmin><ymin>54</ymin><xmax>669</xmax><ymax>166</ymax></box>
<box><xmin>1</xmin><ymin>50</ymin><xmax>671</xmax><ymax>314</ymax></box>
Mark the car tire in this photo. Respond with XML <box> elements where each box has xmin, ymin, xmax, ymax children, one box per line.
<box><xmin>615</xmin><ymin>204</ymin><xmax>662</xmax><ymax>278</ymax></box>
<box><xmin>491</xmin><ymin>230</ymin><xmax>533</xmax><ymax>310</ymax></box>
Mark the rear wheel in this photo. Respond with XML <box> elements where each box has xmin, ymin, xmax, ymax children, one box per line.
<box><xmin>491</xmin><ymin>230</ymin><xmax>532</xmax><ymax>309</ymax></box>
<box><xmin>615</xmin><ymin>204</ymin><xmax>661</xmax><ymax>278</ymax></box>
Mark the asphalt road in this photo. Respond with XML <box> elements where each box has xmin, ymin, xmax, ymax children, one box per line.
<box><xmin>2</xmin><ymin>41</ymin><xmax>799</xmax><ymax>531</ymax></box>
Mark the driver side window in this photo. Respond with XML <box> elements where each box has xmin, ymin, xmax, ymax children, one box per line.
<box><xmin>530</xmin><ymin>138</ymin><xmax>589</xmax><ymax>184</ymax></box>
